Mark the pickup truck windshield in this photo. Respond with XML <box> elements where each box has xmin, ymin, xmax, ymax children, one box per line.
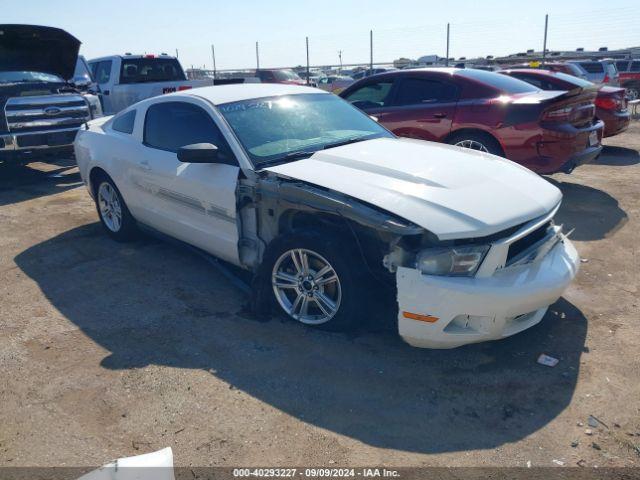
<box><xmin>218</xmin><ymin>93</ymin><xmax>393</xmax><ymax>167</ymax></box>
<box><xmin>0</xmin><ymin>71</ymin><xmax>63</xmax><ymax>83</ymax></box>
<box><xmin>119</xmin><ymin>58</ymin><xmax>186</xmax><ymax>84</ymax></box>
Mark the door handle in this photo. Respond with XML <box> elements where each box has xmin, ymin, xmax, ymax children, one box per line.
<box><xmin>103</xmin><ymin>90</ymin><xmax>110</xmax><ymax>96</ymax></box>
<box><xmin>433</xmin><ymin>112</ymin><xmax>447</xmax><ymax>118</ymax></box>
<box><xmin>139</xmin><ymin>160</ymin><xmax>151</xmax><ymax>171</ymax></box>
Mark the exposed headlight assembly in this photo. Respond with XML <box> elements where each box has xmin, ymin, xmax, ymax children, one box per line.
<box><xmin>416</xmin><ymin>245</ymin><xmax>490</xmax><ymax>277</ymax></box>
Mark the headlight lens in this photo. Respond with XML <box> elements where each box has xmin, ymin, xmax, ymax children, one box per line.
<box><xmin>416</xmin><ymin>245</ymin><xmax>489</xmax><ymax>276</ymax></box>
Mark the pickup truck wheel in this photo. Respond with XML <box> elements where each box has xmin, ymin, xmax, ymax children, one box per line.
<box><xmin>448</xmin><ymin>132</ymin><xmax>503</xmax><ymax>156</ymax></box>
<box><xmin>94</xmin><ymin>176</ymin><xmax>137</xmax><ymax>241</ymax></box>
<box><xmin>265</xmin><ymin>230</ymin><xmax>366</xmax><ymax>331</ymax></box>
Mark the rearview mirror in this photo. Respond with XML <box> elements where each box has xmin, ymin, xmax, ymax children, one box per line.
<box><xmin>177</xmin><ymin>143</ymin><xmax>219</xmax><ymax>163</ymax></box>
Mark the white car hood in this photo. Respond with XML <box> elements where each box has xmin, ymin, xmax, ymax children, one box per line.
<box><xmin>264</xmin><ymin>138</ymin><xmax>562</xmax><ymax>240</ymax></box>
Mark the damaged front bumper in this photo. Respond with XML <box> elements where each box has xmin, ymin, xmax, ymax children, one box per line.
<box><xmin>395</xmin><ymin>233</ymin><xmax>579</xmax><ymax>349</ymax></box>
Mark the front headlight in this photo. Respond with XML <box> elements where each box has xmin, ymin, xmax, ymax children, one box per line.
<box><xmin>416</xmin><ymin>245</ymin><xmax>490</xmax><ymax>277</ymax></box>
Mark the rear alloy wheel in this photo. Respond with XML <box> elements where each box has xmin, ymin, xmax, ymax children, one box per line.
<box><xmin>448</xmin><ymin>132</ymin><xmax>503</xmax><ymax>157</ymax></box>
<box><xmin>94</xmin><ymin>175</ymin><xmax>137</xmax><ymax>241</ymax></box>
<box><xmin>454</xmin><ymin>139</ymin><xmax>490</xmax><ymax>152</ymax></box>
<box><xmin>98</xmin><ymin>182</ymin><xmax>123</xmax><ymax>233</ymax></box>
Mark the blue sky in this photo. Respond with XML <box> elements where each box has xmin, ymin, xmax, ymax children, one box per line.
<box><xmin>4</xmin><ymin>0</ymin><xmax>639</xmax><ymax>70</ymax></box>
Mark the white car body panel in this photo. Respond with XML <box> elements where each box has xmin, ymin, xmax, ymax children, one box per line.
<box><xmin>74</xmin><ymin>84</ymin><xmax>579</xmax><ymax>349</ymax></box>
<box><xmin>75</xmin><ymin>96</ymin><xmax>241</xmax><ymax>265</ymax></box>
<box><xmin>265</xmin><ymin>137</ymin><xmax>562</xmax><ymax>240</ymax></box>
<box><xmin>397</xmin><ymin>229</ymin><xmax>578</xmax><ymax>349</ymax></box>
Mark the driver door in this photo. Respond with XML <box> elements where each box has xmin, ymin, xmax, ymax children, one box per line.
<box><xmin>134</xmin><ymin>100</ymin><xmax>240</xmax><ymax>265</ymax></box>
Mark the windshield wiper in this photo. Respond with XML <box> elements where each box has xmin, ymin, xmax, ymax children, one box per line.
<box><xmin>321</xmin><ymin>134</ymin><xmax>376</xmax><ymax>150</ymax></box>
<box><xmin>257</xmin><ymin>150</ymin><xmax>316</xmax><ymax>169</ymax></box>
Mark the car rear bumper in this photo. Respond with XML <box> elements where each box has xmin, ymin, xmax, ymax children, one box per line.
<box><xmin>599</xmin><ymin>109</ymin><xmax>631</xmax><ymax>138</ymax></box>
<box><xmin>501</xmin><ymin>120</ymin><xmax>604</xmax><ymax>174</ymax></box>
<box><xmin>395</xmin><ymin>237</ymin><xmax>579</xmax><ymax>349</ymax></box>
<box><xmin>0</xmin><ymin>128</ymin><xmax>79</xmax><ymax>159</ymax></box>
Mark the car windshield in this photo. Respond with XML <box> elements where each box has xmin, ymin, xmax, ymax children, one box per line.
<box><xmin>120</xmin><ymin>58</ymin><xmax>186</xmax><ymax>84</ymax></box>
<box><xmin>273</xmin><ymin>70</ymin><xmax>301</xmax><ymax>81</ymax></box>
<box><xmin>457</xmin><ymin>68</ymin><xmax>540</xmax><ymax>94</ymax></box>
<box><xmin>550</xmin><ymin>71</ymin><xmax>594</xmax><ymax>88</ymax></box>
<box><xmin>218</xmin><ymin>93</ymin><xmax>393</xmax><ymax>167</ymax></box>
<box><xmin>0</xmin><ymin>71</ymin><xmax>64</xmax><ymax>83</ymax></box>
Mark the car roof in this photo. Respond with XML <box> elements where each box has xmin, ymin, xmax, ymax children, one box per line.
<box><xmin>179</xmin><ymin>83</ymin><xmax>328</xmax><ymax>105</ymax></box>
<box><xmin>502</xmin><ymin>68</ymin><xmax>555</xmax><ymax>75</ymax></box>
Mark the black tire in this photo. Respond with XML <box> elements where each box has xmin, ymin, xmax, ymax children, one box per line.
<box><xmin>447</xmin><ymin>131</ymin><xmax>504</xmax><ymax>156</ymax></box>
<box><xmin>260</xmin><ymin>229</ymin><xmax>369</xmax><ymax>332</ymax></box>
<box><xmin>92</xmin><ymin>173</ymin><xmax>138</xmax><ymax>242</ymax></box>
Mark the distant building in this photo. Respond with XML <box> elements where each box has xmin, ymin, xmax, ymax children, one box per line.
<box><xmin>393</xmin><ymin>57</ymin><xmax>415</xmax><ymax>68</ymax></box>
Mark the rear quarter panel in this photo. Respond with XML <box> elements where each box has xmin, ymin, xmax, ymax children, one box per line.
<box><xmin>74</xmin><ymin>118</ymin><xmax>139</xmax><ymax>210</ymax></box>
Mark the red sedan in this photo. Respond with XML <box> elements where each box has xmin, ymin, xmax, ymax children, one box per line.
<box><xmin>340</xmin><ymin>68</ymin><xmax>604</xmax><ymax>174</ymax></box>
<box><xmin>499</xmin><ymin>68</ymin><xmax>630</xmax><ymax>138</ymax></box>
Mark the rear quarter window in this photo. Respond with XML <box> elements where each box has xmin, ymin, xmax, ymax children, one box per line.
<box><xmin>111</xmin><ymin>110</ymin><xmax>136</xmax><ymax>134</ymax></box>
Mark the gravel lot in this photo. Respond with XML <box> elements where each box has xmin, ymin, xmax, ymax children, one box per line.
<box><xmin>0</xmin><ymin>124</ymin><xmax>638</xmax><ymax>469</ymax></box>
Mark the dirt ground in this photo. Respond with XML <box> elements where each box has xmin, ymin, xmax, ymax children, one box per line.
<box><xmin>0</xmin><ymin>124</ymin><xmax>639</xmax><ymax>469</ymax></box>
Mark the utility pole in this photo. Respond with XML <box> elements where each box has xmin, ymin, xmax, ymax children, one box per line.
<box><xmin>255</xmin><ymin>41</ymin><xmax>260</xmax><ymax>70</ymax></box>
<box><xmin>542</xmin><ymin>14</ymin><xmax>549</xmax><ymax>65</ymax></box>
<box><xmin>445</xmin><ymin>23</ymin><xmax>450</xmax><ymax>66</ymax></box>
<box><xmin>338</xmin><ymin>50</ymin><xmax>343</xmax><ymax>72</ymax></box>
<box><xmin>369</xmin><ymin>30</ymin><xmax>373</xmax><ymax>73</ymax></box>
<box><xmin>211</xmin><ymin>44</ymin><xmax>217</xmax><ymax>79</ymax></box>
<box><xmin>305</xmin><ymin>37</ymin><xmax>310</xmax><ymax>85</ymax></box>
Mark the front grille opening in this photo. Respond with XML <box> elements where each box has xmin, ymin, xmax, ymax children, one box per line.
<box><xmin>506</xmin><ymin>221</ymin><xmax>551</xmax><ymax>264</ymax></box>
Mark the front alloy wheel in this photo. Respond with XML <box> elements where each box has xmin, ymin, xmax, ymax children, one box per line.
<box><xmin>271</xmin><ymin>248</ymin><xmax>342</xmax><ymax>325</ymax></box>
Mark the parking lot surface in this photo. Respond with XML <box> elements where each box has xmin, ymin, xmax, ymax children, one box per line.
<box><xmin>0</xmin><ymin>125</ymin><xmax>639</xmax><ymax>468</ymax></box>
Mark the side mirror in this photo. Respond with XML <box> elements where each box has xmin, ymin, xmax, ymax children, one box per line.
<box><xmin>177</xmin><ymin>143</ymin><xmax>219</xmax><ymax>163</ymax></box>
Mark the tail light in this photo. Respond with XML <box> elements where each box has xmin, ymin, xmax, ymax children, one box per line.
<box><xmin>178</xmin><ymin>85</ymin><xmax>192</xmax><ymax>91</ymax></box>
<box><xmin>542</xmin><ymin>106</ymin><xmax>573</xmax><ymax>122</ymax></box>
<box><xmin>595</xmin><ymin>97</ymin><xmax>617</xmax><ymax>110</ymax></box>
<box><xmin>603</xmin><ymin>74</ymin><xmax>610</xmax><ymax>83</ymax></box>
<box><xmin>144</xmin><ymin>54</ymin><xmax>156</xmax><ymax>59</ymax></box>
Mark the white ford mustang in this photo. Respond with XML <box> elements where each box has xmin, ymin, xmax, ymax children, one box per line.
<box><xmin>74</xmin><ymin>84</ymin><xmax>579</xmax><ymax>349</ymax></box>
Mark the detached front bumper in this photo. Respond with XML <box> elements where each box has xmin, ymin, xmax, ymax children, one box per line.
<box><xmin>396</xmin><ymin>237</ymin><xmax>579</xmax><ymax>349</ymax></box>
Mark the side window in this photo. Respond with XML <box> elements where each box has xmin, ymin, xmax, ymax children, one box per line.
<box><xmin>95</xmin><ymin>61</ymin><xmax>113</xmax><ymax>84</ymax></box>
<box><xmin>111</xmin><ymin>110</ymin><xmax>136</xmax><ymax>135</ymax></box>
<box><xmin>580</xmin><ymin>62</ymin><xmax>604</xmax><ymax>74</ymax></box>
<box><xmin>630</xmin><ymin>61</ymin><xmax>640</xmax><ymax>72</ymax></box>
<box><xmin>89</xmin><ymin>62</ymin><xmax>99</xmax><ymax>79</ymax></box>
<box><xmin>144</xmin><ymin>102</ymin><xmax>233</xmax><ymax>160</ymax></box>
<box><xmin>259</xmin><ymin>71</ymin><xmax>276</xmax><ymax>82</ymax></box>
<box><xmin>343</xmin><ymin>81</ymin><xmax>394</xmax><ymax>109</ymax></box>
<box><xmin>616</xmin><ymin>61</ymin><xmax>629</xmax><ymax>72</ymax></box>
<box><xmin>394</xmin><ymin>78</ymin><xmax>458</xmax><ymax>106</ymax></box>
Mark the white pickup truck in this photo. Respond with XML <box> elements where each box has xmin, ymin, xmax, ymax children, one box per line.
<box><xmin>88</xmin><ymin>54</ymin><xmax>212</xmax><ymax>114</ymax></box>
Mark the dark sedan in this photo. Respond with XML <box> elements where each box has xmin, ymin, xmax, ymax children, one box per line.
<box><xmin>500</xmin><ymin>68</ymin><xmax>630</xmax><ymax>138</ymax></box>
